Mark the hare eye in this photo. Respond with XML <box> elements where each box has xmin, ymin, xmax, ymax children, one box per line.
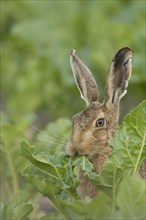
<box><xmin>96</xmin><ymin>118</ymin><xmax>104</xmax><ymax>127</ymax></box>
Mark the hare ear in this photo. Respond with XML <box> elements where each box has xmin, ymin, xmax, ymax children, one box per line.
<box><xmin>105</xmin><ymin>47</ymin><xmax>133</xmax><ymax>106</ymax></box>
<box><xmin>70</xmin><ymin>49</ymin><xmax>99</xmax><ymax>107</ymax></box>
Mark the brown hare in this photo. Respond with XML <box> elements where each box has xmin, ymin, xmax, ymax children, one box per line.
<box><xmin>66</xmin><ymin>47</ymin><xmax>133</xmax><ymax>199</ymax></box>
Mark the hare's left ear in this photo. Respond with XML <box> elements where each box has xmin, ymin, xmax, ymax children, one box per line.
<box><xmin>70</xmin><ymin>49</ymin><xmax>99</xmax><ymax>107</ymax></box>
<box><xmin>105</xmin><ymin>47</ymin><xmax>133</xmax><ymax>106</ymax></box>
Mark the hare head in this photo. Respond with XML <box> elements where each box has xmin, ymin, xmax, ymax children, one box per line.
<box><xmin>66</xmin><ymin>48</ymin><xmax>133</xmax><ymax>174</ymax></box>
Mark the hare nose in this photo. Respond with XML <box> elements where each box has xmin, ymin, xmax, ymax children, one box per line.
<box><xmin>66</xmin><ymin>143</ymin><xmax>78</xmax><ymax>156</ymax></box>
<box><xmin>70</xmin><ymin>148</ymin><xmax>79</xmax><ymax>156</ymax></box>
<box><xmin>66</xmin><ymin>150</ymin><xmax>79</xmax><ymax>157</ymax></box>
<box><xmin>66</xmin><ymin>139</ymin><xmax>80</xmax><ymax>156</ymax></box>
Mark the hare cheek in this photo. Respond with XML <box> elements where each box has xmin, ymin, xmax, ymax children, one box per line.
<box><xmin>93</xmin><ymin>129</ymin><xmax>108</xmax><ymax>146</ymax></box>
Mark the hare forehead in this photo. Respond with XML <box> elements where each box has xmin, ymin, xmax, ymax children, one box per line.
<box><xmin>73</xmin><ymin>104</ymin><xmax>106</xmax><ymax>125</ymax></box>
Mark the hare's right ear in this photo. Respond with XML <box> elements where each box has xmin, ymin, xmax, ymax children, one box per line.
<box><xmin>70</xmin><ymin>49</ymin><xmax>99</xmax><ymax>107</ymax></box>
<box><xmin>105</xmin><ymin>47</ymin><xmax>133</xmax><ymax>107</ymax></box>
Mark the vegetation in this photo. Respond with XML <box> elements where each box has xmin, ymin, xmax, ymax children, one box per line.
<box><xmin>1</xmin><ymin>101</ymin><xmax>146</xmax><ymax>219</ymax></box>
<box><xmin>1</xmin><ymin>1</ymin><xmax>145</xmax><ymax>219</ymax></box>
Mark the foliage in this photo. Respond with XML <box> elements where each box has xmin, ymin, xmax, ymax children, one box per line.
<box><xmin>0</xmin><ymin>114</ymin><xmax>34</xmax><ymax>201</ymax></box>
<box><xmin>0</xmin><ymin>190</ymin><xmax>33</xmax><ymax>220</ymax></box>
<box><xmin>110</xmin><ymin>100</ymin><xmax>146</xmax><ymax>175</ymax></box>
<box><xmin>19</xmin><ymin>100</ymin><xmax>146</xmax><ymax>219</ymax></box>
<box><xmin>1</xmin><ymin>0</ymin><xmax>145</xmax><ymax>122</ymax></box>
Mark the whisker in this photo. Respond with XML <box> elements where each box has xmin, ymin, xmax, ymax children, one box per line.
<box><xmin>38</xmin><ymin>135</ymin><xmax>67</xmax><ymax>145</ymax></box>
<box><xmin>47</xmin><ymin>129</ymin><xmax>69</xmax><ymax>142</ymax></box>
<box><xmin>37</xmin><ymin>135</ymin><xmax>66</xmax><ymax>144</ymax></box>
<box><xmin>36</xmin><ymin>136</ymin><xmax>67</xmax><ymax>146</ymax></box>
<box><xmin>35</xmin><ymin>139</ymin><xmax>66</xmax><ymax>148</ymax></box>
<box><xmin>34</xmin><ymin>126</ymin><xmax>69</xmax><ymax>144</ymax></box>
<box><xmin>31</xmin><ymin>116</ymin><xmax>70</xmax><ymax>150</ymax></box>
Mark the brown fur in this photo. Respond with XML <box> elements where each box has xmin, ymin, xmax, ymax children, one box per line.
<box><xmin>66</xmin><ymin>48</ymin><xmax>133</xmax><ymax>199</ymax></box>
<box><xmin>66</xmin><ymin>102</ymin><xmax>115</xmax><ymax>198</ymax></box>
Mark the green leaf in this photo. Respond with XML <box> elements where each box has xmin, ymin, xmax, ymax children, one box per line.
<box><xmin>1</xmin><ymin>190</ymin><xmax>33</xmax><ymax>220</ymax></box>
<box><xmin>60</xmin><ymin>193</ymin><xmax>112</xmax><ymax>220</ymax></box>
<box><xmin>21</xmin><ymin>142</ymin><xmax>78</xmax><ymax>201</ymax></box>
<box><xmin>21</xmin><ymin>165</ymin><xmax>62</xmax><ymax>211</ymax></box>
<box><xmin>110</xmin><ymin>100</ymin><xmax>146</xmax><ymax>175</ymax></box>
<box><xmin>22</xmin><ymin>165</ymin><xmax>61</xmax><ymax>196</ymax></box>
<box><xmin>4</xmin><ymin>190</ymin><xmax>28</xmax><ymax>210</ymax></box>
<box><xmin>91</xmin><ymin>161</ymin><xmax>124</xmax><ymax>204</ymax></box>
<box><xmin>93</xmin><ymin>161</ymin><xmax>123</xmax><ymax>187</ymax></box>
<box><xmin>116</xmin><ymin>176</ymin><xmax>145</xmax><ymax>219</ymax></box>
<box><xmin>20</xmin><ymin>141</ymin><xmax>66</xmax><ymax>179</ymax></box>
<box><xmin>9</xmin><ymin>204</ymin><xmax>33</xmax><ymax>220</ymax></box>
<box><xmin>73</xmin><ymin>155</ymin><xmax>96</xmax><ymax>178</ymax></box>
<box><xmin>0</xmin><ymin>122</ymin><xmax>30</xmax><ymax>200</ymax></box>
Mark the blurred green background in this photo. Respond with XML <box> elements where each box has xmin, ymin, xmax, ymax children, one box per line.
<box><xmin>0</xmin><ymin>0</ymin><xmax>145</xmax><ymax>218</ymax></box>
<box><xmin>1</xmin><ymin>0</ymin><xmax>145</xmax><ymax>122</ymax></box>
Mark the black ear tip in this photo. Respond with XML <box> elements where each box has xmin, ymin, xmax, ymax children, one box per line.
<box><xmin>114</xmin><ymin>47</ymin><xmax>133</xmax><ymax>61</ymax></box>
<box><xmin>123</xmin><ymin>47</ymin><xmax>133</xmax><ymax>54</ymax></box>
<box><xmin>117</xmin><ymin>47</ymin><xmax>133</xmax><ymax>56</ymax></box>
<box><xmin>122</xmin><ymin>47</ymin><xmax>133</xmax><ymax>51</ymax></box>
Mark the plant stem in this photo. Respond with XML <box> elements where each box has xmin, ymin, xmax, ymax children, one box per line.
<box><xmin>5</xmin><ymin>142</ymin><xmax>19</xmax><ymax>194</ymax></box>
<box><xmin>133</xmin><ymin>131</ymin><xmax>146</xmax><ymax>176</ymax></box>
<box><xmin>112</xmin><ymin>166</ymin><xmax>116</xmax><ymax>212</ymax></box>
